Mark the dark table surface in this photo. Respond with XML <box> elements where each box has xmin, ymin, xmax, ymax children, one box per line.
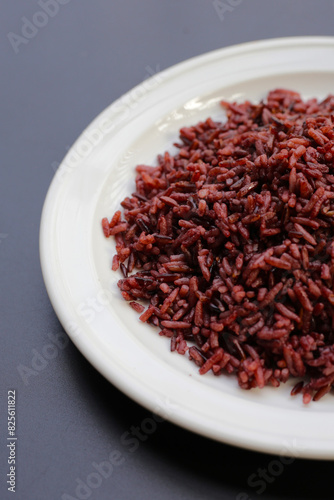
<box><xmin>2</xmin><ymin>1</ymin><xmax>334</xmax><ymax>499</ymax></box>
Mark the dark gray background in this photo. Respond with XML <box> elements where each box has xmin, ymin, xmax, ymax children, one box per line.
<box><xmin>1</xmin><ymin>1</ymin><xmax>334</xmax><ymax>499</ymax></box>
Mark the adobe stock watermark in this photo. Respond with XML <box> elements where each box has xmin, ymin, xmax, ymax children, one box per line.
<box><xmin>213</xmin><ymin>0</ymin><xmax>244</xmax><ymax>22</ymax></box>
<box><xmin>7</xmin><ymin>0</ymin><xmax>72</xmax><ymax>54</ymax></box>
<box><xmin>61</xmin><ymin>450</ymin><xmax>125</xmax><ymax>500</ymax></box>
<box><xmin>17</xmin><ymin>288</ymin><xmax>115</xmax><ymax>385</ymax></box>
<box><xmin>52</xmin><ymin>64</ymin><xmax>163</xmax><ymax>182</ymax></box>
<box><xmin>61</xmin><ymin>397</ymin><xmax>178</xmax><ymax>499</ymax></box>
<box><xmin>0</xmin><ymin>233</ymin><xmax>8</xmax><ymax>244</ymax></box>
<box><xmin>236</xmin><ymin>439</ymin><xmax>309</xmax><ymax>499</ymax></box>
<box><xmin>75</xmin><ymin>288</ymin><xmax>115</xmax><ymax>324</ymax></box>
<box><xmin>119</xmin><ymin>396</ymin><xmax>178</xmax><ymax>454</ymax></box>
<box><xmin>17</xmin><ymin>330</ymin><xmax>69</xmax><ymax>386</ymax></box>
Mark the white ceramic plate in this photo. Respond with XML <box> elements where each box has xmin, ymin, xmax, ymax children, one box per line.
<box><xmin>40</xmin><ymin>37</ymin><xmax>334</xmax><ymax>459</ymax></box>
